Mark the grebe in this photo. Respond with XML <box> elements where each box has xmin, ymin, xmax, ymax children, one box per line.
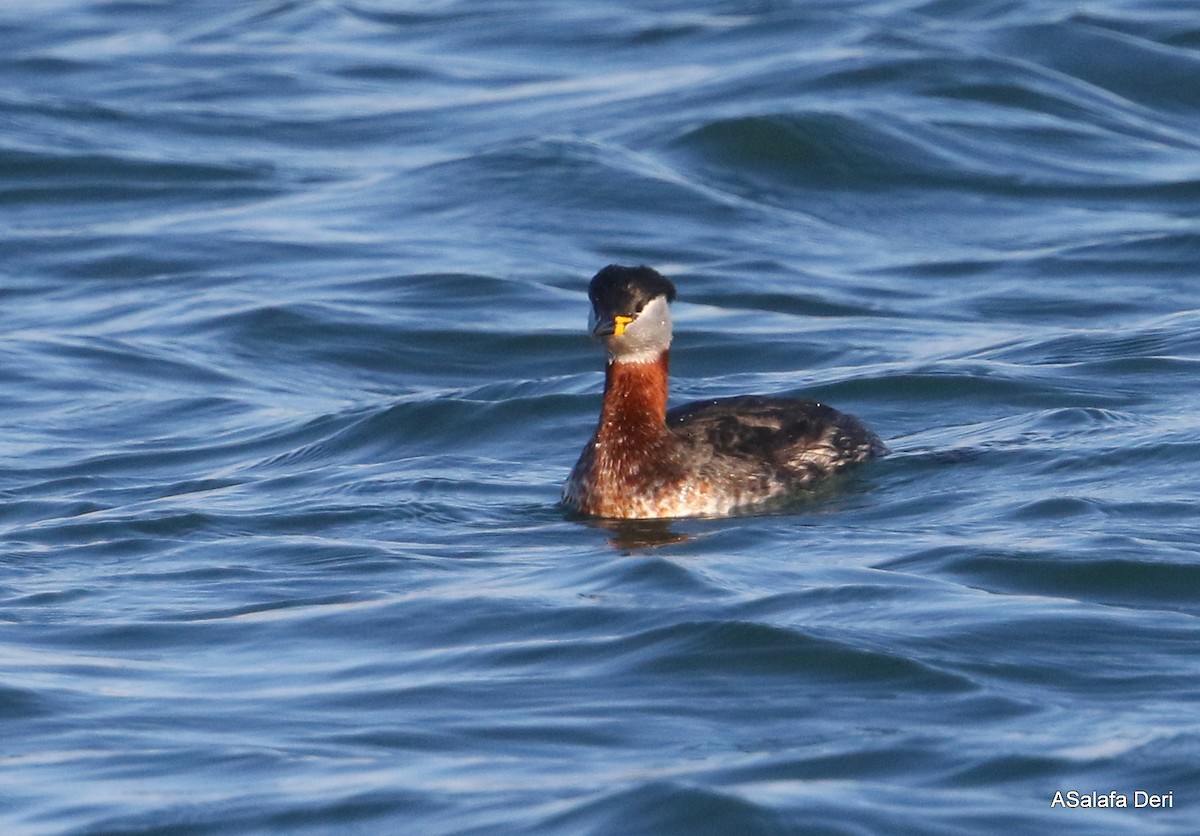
<box><xmin>563</xmin><ymin>265</ymin><xmax>886</xmax><ymax>519</ymax></box>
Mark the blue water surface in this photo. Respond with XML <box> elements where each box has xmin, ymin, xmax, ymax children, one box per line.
<box><xmin>3</xmin><ymin>1</ymin><xmax>1199</xmax><ymax>833</ymax></box>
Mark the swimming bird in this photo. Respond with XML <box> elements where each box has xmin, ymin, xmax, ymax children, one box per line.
<box><xmin>563</xmin><ymin>265</ymin><xmax>885</xmax><ymax>519</ymax></box>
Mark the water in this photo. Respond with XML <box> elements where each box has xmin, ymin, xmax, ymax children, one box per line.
<box><xmin>3</xmin><ymin>1</ymin><xmax>1199</xmax><ymax>833</ymax></box>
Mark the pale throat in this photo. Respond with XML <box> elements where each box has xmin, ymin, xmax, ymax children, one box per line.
<box><xmin>602</xmin><ymin>296</ymin><xmax>673</xmax><ymax>365</ymax></box>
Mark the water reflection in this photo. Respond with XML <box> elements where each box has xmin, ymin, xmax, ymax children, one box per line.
<box><xmin>583</xmin><ymin>517</ymin><xmax>690</xmax><ymax>550</ymax></box>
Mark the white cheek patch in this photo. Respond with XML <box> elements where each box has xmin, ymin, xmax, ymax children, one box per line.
<box><xmin>609</xmin><ymin>296</ymin><xmax>673</xmax><ymax>362</ymax></box>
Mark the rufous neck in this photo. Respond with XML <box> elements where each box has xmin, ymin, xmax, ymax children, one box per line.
<box><xmin>601</xmin><ymin>350</ymin><xmax>670</xmax><ymax>427</ymax></box>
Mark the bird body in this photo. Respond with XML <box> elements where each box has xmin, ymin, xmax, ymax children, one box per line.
<box><xmin>563</xmin><ymin>265</ymin><xmax>884</xmax><ymax>519</ymax></box>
